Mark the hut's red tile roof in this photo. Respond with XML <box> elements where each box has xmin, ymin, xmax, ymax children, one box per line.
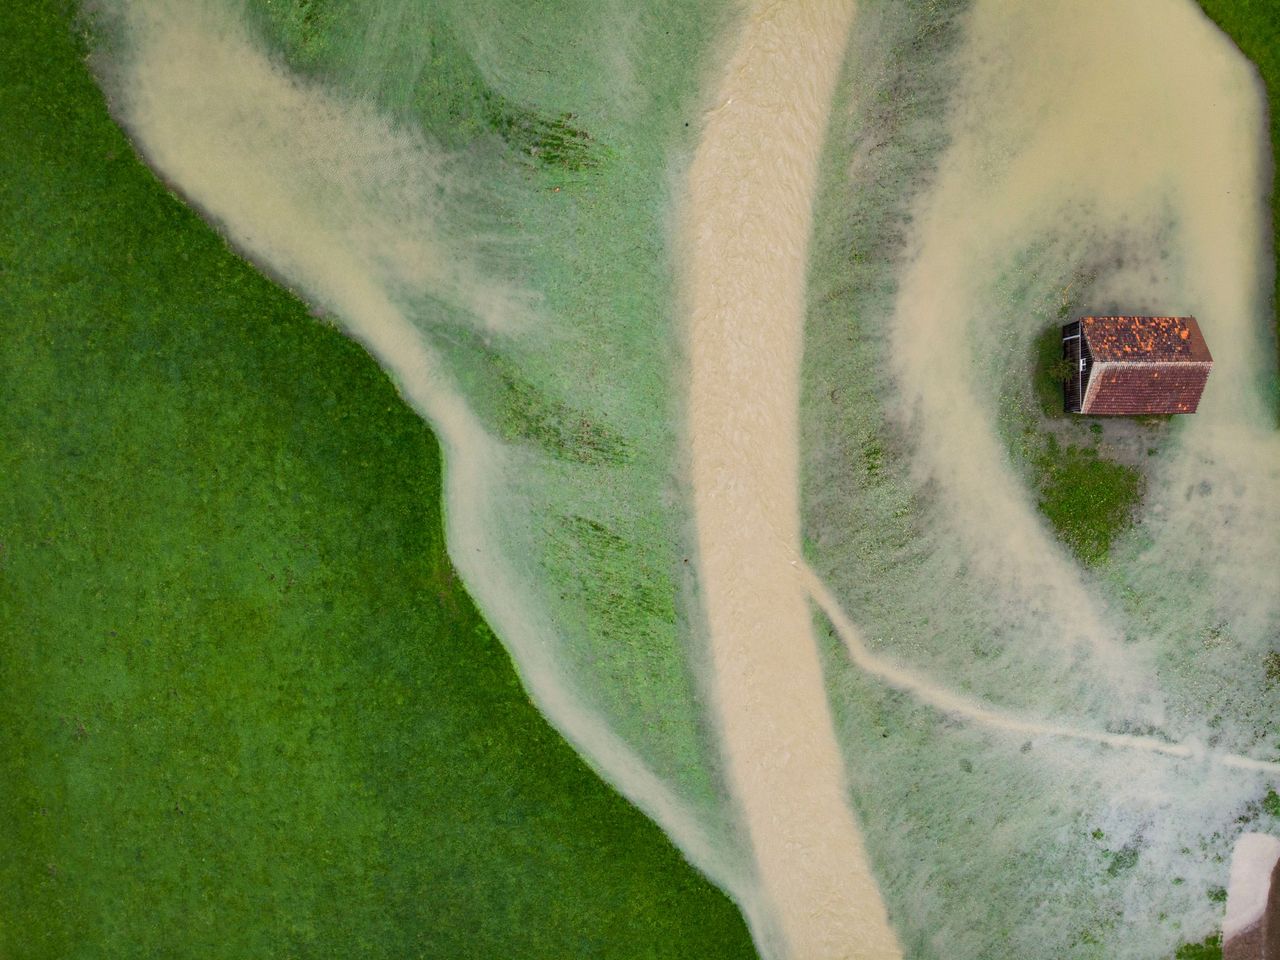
<box><xmin>1081</xmin><ymin>363</ymin><xmax>1211</xmax><ymax>414</ymax></box>
<box><xmin>1081</xmin><ymin>315</ymin><xmax>1212</xmax><ymax>362</ymax></box>
<box><xmin>1077</xmin><ymin>315</ymin><xmax>1213</xmax><ymax>415</ymax></box>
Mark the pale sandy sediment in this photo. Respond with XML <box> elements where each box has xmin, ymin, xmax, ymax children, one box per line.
<box><xmin>683</xmin><ymin>2</ymin><xmax>901</xmax><ymax>957</ymax></box>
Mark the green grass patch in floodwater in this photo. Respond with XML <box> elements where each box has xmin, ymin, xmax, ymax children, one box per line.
<box><xmin>1032</xmin><ymin>320</ymin><xmax>1073</xmax><ymax>420</ymax></box>
<box><xmin>1014</xmin><ymin>325</ymin><xmax>1148</xmax><ymax>565</ymax></box>
<box><xmin>484</xmin><ymin>101</ymin><xmax>609</xmax><ymax>173</ymax></box>
<box><xmin>1036</xmin><ymin>438</ymin><xmax>1144</xmax><ymax>565</ymax></box>
<box><xmin>1175</xmin><ymin>934</ymin><xmax>1223</xmax><ymax>960</ymax></box>
<box><xmin>0</xmin><ymin>3</ymin><xmax>759</xmax><ymax>957</ymax></box>
<box><xmin>492</xmin><ymin>356</ymin><xmax>632</xmax><ymax>465</ymax></box>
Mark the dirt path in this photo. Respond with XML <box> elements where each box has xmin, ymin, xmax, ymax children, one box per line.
<box><xmin>682</xmin><ymin>2</ymin><xmax>901</xmax><ymax>957</ymax></box>
<box><xmin>803</xmin><ymin>562</ymin><xmax>1280</xmax><ymax>776</ymax></box>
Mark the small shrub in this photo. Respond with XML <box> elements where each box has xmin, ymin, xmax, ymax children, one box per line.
<box><xmin>1106</xmin><ymin>845</ymin><xmax>1140</xmax><ymax>877</ymax></box>
<box><xmin>862</xmin><ymin>434</ymin><xmax>884</xmax><ymax>476</ymax></box>
<box><xmin>1046</xmin><ymin>358</ymin><xmax>1077</xmax><ymax>382</ymax></box>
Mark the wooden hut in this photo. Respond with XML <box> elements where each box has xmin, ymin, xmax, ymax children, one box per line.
<box><xmin>1062</xmin><ymin>315</ymin><xmax>1213</xmax><ymax>415</ymax></box>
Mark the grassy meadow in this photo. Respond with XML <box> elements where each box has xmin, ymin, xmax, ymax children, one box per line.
<box><xmin>0</xmin><ymin>2</ymin><xmax>758</xmax><ymax>957</ymax></box>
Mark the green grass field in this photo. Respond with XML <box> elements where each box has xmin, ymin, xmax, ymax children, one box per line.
<box><xmin>0</xmin><ymin>3</ymin><xmax>758</xmax><ymax>957</ymax></box>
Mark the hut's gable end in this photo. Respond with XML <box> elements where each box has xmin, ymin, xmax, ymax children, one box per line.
<box><xmin>1079</xmin><ymin>361</ymin><xmax>1213</xmax><ymax>415</ymax></box>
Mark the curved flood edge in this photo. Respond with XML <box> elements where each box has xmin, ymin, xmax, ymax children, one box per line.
<box><xmin>681</xmin><ymin>1</ymin><xmax>901</xmax><ymax>957</ymax></box>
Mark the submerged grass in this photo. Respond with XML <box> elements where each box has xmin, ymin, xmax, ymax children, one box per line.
<box><xmin>804</xmin><ymin>2</ymin><xmax>1259</xmax><ymax>953</ymax></box>
<box><xmin>0</xmin><ymin>2</ymin><xmax>759</xmax><ymax>957</ymax></box>
<box><xmin>1163</xmin><ymin>7</ymin><xmax>1280</xmax><ymax>956</ymax></box>
<box><xmin>1192</xmin><ymin>0</ymin><xmax>1280</xmax><ymax>417</ymax></box>
<box><xmin>247</xmin><ymin>0</ymin><xmax>611</xmax><ymax>173</ymax></box>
